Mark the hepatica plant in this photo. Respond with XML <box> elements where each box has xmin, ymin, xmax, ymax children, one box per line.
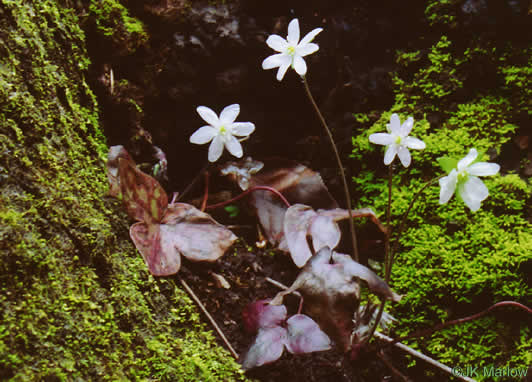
<box><xmin>241</xmin><ymin>299</ymin><xmax>331</xmax><ymax>369</ymax></box>
<box><xmin>105</xmin><ymin>15</ymin><xmax>531</xmax><ymax>379</ymax></box>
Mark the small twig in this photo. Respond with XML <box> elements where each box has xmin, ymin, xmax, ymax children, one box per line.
<box><xmin>377</xmin><ymin>350</ymin><xmax>412</xmax><ymax>382</ymax></box>
<box><xmin>302</xmin><ymin>76</ymin><xmax>360</xmax><ymax>262</ymax></box>
<box><xmin>177</xmin><ymin>276</ymin><xmax>239</xmax><ymax>359</ymax></box>
<box><xmin>200</xmin><ymin>171</ymin><xmax>209</xmax><ymax>212</ymax></box>
<box><xmin>265</xmin><ymin>277</ymin><xmax>301</xmax><ymax>298</ymax></box>
<box><xmin>205</xmin><ymin>185</ymin><xmax>290</xmax><ymax>210</ymax></box>
<box><xmin>265</xmin><ymin>277</ymin><xmax>304</xmax><ymax>313</ymax></box>
<box><xmin>374</xmin><ymin>332</ymin><xmax>476</xmax><ymax>382</ymax></box>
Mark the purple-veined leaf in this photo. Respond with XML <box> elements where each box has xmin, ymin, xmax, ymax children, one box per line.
<box><xmin>129</xmin><ymin>222</ymin><xmax>181</xmax><ymax>276</ymax></box>
<box><xmin>161</xmin><ymin>203</ymin><xmax>237</xmax><ymax>262</ymax></box>
<box><xmin>129</xmin><ymin>203</ymin><xmax>236</xmax><ymax>276</ymax></box>
<box><xmin>118</xmin><ymin>156</ymin><xmax>168</xmax><ymax>224</ymax></box>
<box><xmin>285</xmin><ymin>314</ymin><xmax>331</xmax><ymax>354</ymax></box>
<box><xmin>241</xmin><ymin>326</ymin><xmax>288</xmax><ymax>370</ymax></box>
<box><xmin>242</xmin><ymin>299</ymin><xmax>287</xmax><ymax>333</ymax></box>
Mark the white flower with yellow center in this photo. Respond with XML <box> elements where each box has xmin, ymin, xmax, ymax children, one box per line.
<box><xmin>262</xmin><ymin>18</ymin><xmax>323</xmax><ymax>81</ymax></box>
<box><xmin>368</xmin><ymin>113</ymin><xmax>426</xmax><ymax>167</ymax></box>
<box><xmin>190</xmin><ymin>104</ymin><xmax>255</xmax><ymax>162</ymax></box>
<box><xmin>439</xmin><ymin>148</ymin><xmax>500</xmax><ymax>212</ymax></box>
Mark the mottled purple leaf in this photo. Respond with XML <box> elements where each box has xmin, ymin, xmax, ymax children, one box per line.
<box><xmin>118</xmin><ymin>156</ymin><xmax>168</xmax><ymax>224</ymax></box>
<box><xmin>129</xmin><ymin>222</ymin><xmax>181</xmax><ymax>276</ymax></box>
<box><xmin>161</xmin><ymin>203</ymin><xmax>237</xmax><ymax>262</ymax></box>
<box><xmin>285</xmin><ymin>314</ymin><xmax>331</xmax><ymax>354</ymax></box>
<box><xmin>242</xmin><ymin>300</ymin><xmax>287</xmax><ymax>334</ymax></box>
<box><xmin>241</xmin><ymin>327</ymin><xmax>288</xmax><ymax>370</ymax></box>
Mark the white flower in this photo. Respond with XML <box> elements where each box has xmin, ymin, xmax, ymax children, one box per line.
<box><xmin>368</xmin><ymin>113</ymin><xmax>426</xmax><ymax>167</ymax></box>
<box><xmin>189</xmin><ymin>104</ymin><xmax>255</xmax><ymax>162</ymax></box>
<box><xmin>439</xmin><ymin>148</ymin><xmax>500</xmax><ymax>212</ymax></box>
<box><xmin>262</xmin><ymin>18</ymin><xmax>323</xmax><ymax>81</ymax></box>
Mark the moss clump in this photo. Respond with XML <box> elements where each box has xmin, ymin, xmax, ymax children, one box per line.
<box><xmin>351</xmin><ymin>5</ymin><xmax>530</xmax><ymax>380</ymax></box>
<box><xmin>0</xmin><ymin>0</ymin><xmax>246</xmax><ymax>380</ymax></box>
<box><xmin>89</xmin><ymin>0</ymin><xmax>148</xmax><ymax>54</ymax></box>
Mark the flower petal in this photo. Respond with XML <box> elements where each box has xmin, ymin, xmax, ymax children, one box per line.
<box><xmin>292</xmin><ymin>55</ymin><xmax>307</xmax><ymax>76</ymax></box>
<box><xmin>299</xmin><ymin>28</ymin><xmax>323</xmax><ymax>46</ymax></box>
<box><xmin>208</xmin><ymin>135</ymin><xmax>224</xmax><ymax>162</ymax></box>
<box><xmin>296</xmin><ymin>42</ymin><xmax>319</xmax><ymax>57</ymax></box>
<box><xmin>219</xmin><ymin>104</ymin><xmax>240</xmax><ymax>124</ymax></box>
<box><xmin>287</xmin><ymin>19</ymin><xmax>300</xmax><ymax>44</ymax></box>
<box><xmin>397</xmin><ymin>146</ymin><xmax>411</xmax><ymax>167</ymax></box>
<box><xmin>276</xmin><ymin>60</ymin><xmax>291</xmax><ymax>81</ymax></box>
<box><xmin>460</xmin><ymin>176</ymin><xmax>488</xmax><ymax>212</ymax></box>
<box><xmin>384</xmin><ymin>144</ymin><xmax>398</xmax><ymax>165</ymax></box>
<box><xmin>467</xmin><ymin>162</ymin><xmax>500</xmax><ymax>177</ymax></box>
<box><xmin>399</xmin><ymin>116</ymin><xmax>414</xmax><ymax>136</ymax></box>
<box><xmin>190</xmin><ymin>125</ymin><xmax>216</xmax><ymax>144</ymax></box>
<box><xmin>404</xmin><ymin>137</ymin><xmax>426</xmax><ymax>150</ymax></box>
<box><xmin>439</xmin><ymin>170</ymin><xmax>458</xmax><ymax>204</ymax></box>
<box><xmin>387</xmin><ymin>113</ymin><xmax>401</xmax><ymax>133</ymax></box>
<box><xmin>457</xmin><ymin>148</ymin><xmax>478</xmax><ymax>171</ymax></box>
<box><xmin>232</xmin><ymin>122</ymin><xmax>255</xmax><ymax>136</ymax></box>
<box><xmin>369</xmin><ymin>133</ymin><xmax>393</xmax><ymax>145</ymax></box>
<box><xmin>225</xmin><ymin>135</ymin><xmax>243</xmax><ymax>158</ymax></box>
<box><xmin>197</xmin><ymin>106</ymin><xmax>219</xmax><ymax>126</ymax></box>
<box><xmin>266</xmin><ymin>35</ymin><xmax>288</xmax><ymax>52</ymax></box>
<box><xmin>262</xmin><ymin>53</ymin><xmax>285</xmax><ymax>69</ymax></box>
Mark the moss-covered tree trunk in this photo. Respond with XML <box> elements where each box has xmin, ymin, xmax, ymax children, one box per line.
<box><xmin>0</xmin><ymin>1</ymin><xmax>245</xmax><ymax>380</ymax></box>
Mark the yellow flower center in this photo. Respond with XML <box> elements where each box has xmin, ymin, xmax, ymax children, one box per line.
<box><xmin>286</xmin><ymin>46</ymin><xmax>296</xmax><ymax>56</ymax></box>
<box><xmin>457</xmin><ymin>170</ymin><xmax>468</xmax><ymax>183</ymax></box>
<box><xmin>394</xmin><ymin>136</ymin><xmax>402</xmax><ymax>145</ymax></box>
<box><xmin>219</xmin><ymin>126</ymin><xmax>227</xmax><ymax>134</ymax></box>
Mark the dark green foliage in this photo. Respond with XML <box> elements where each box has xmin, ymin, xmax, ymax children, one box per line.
<box><xmin>351</xmin><ymin>4</ymin><xmax>531</xmax><ymax>380</ymax></box>
<box><xmin>0</xmin><ymin>1</ymin><xmax>246</xmax><ymax>380</ymax></box>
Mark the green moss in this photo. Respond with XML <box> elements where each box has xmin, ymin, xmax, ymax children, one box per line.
<box><xmin>89</xmin><ymin>0</ymin><xmax>148</xmax><ymax>54</ymax></box>
<box><xmin>351</xmin><ymin>14</ymin><xmax>531</xmax><ymax>381</ymax></box>
<box><xmin>0</xmin><ymin>1</ymin><xmax>246</xmax><ymax>380</ymax></box>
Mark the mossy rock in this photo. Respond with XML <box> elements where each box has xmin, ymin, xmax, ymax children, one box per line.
<box><xmin>0</xmin><ymin>1</ymin><xmax>246</xmax><ymax>380</ymax></box>
<box><xmin>351</xmin><ymin>6</ymin><xmax>531</xmax><ymax>381</ymax></box>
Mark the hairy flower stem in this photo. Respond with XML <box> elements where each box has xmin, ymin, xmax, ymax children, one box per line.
<box><xmin>384</xmin><ymin>165</ymin><xmax>394</xmax><ymax>282</ymax></box>
<box><xmin>205</xmin><ymin>185</ymin><xmax>290</xmax><ymax>210</ymax></box>
<box><xmin>388</xmin><ymin>176</ymin><xmax>443</xmax><ymax>275</ymax></box>
<box><xmin>365</xmin><ymin>174</ymin><xmax>440</xmax><ymax>347</ymax></box>
<box><xmin>362</xmin><ymin>165</ymin><xmax>394</xmax><ymax>347</ymax></box>
<box><xmin>302</xmin><ymin>76</ymin><xmax>359</xmax><ymax>262</ymax></box>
